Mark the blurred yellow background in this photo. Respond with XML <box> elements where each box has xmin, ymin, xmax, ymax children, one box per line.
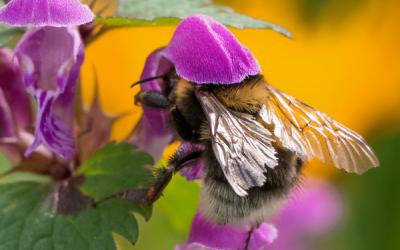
<box><xmin>81</xmin><ymin>0</ymin><xmax>400</xmax><ymax>249</ymax></box>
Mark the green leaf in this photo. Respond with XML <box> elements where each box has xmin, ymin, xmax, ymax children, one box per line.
<box><xmin>0</xmin><ymin>24</ymin><xmax>23</xmax><ymax>47</ymax></box>
<box><xmin>96</xmin><ymin>16</ymin><xmax>181</xmax><ymax>26</ymax></box>
<box><xmin>77</xmin><ymin>142</ymin><xmax>155</xmax><ymax>201</ymax></box>
<box><xmin>97</xmin><ymin>0</ymin><xmax>291</xmax><ymax>37</ymax></box>
<box><xmin>0</xmin><ymin>154</ymin><xmax>50</xmax><ymax>184</ymax></box>
<box><xmin>134</xmin><ymin>175</ymin><xmax>200</xmax><ymax>250</ymax></box>
<box><xmin>131</xmin><ymin>204</ymin><xmax>153</xmax><ymax>221</ymax></box>
<box><xmin>0</xmin><ymin>153</ymin><xmax>11</xmax><ymax>173</ymax></box>
<box><xmin>0</xmin><ymin>182</ymin><xmax>139</xmax><ymax>250</ymax></box>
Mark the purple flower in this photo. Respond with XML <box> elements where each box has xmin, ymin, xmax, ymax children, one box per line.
<box><xmin>0</xmin><ymin>48</ymin><xmax>50</xmax><ymax>167</ymax></box>
<box><xmin>0</xmin><ymin>0</ymin><xmax>95</xmax><ymax>27</ymax></box>
<box><xmin>14</xmin><ymin>26</ymin><xmax>84</xmax><ymax>159</ymax></box>
<box><xmin>269</xmin><ymin>179</ymin><xmax>343</xmax><ymax>250</ymax></box>
<box><xmin>0</xmin><ymin>48</ymin><xmax>31</xmax><ymax>140</ymax></box>
<box><xmin>176</xmin><ymin>213</ymin><xmax>278</xmax><ymax>250</ymax></box>
<box><xmin>128</xmin><ymin>48</ymin><xmax>176</xmax><ymax>161</ymax></box>
<box><xmin>163</xmin><ymin>15</ymin><xmax>260</xmax><ymax>84</ymax></box>
<box><xmin>179</xmin><ymin>159</ymin><xmax>204</xmax><ymax>181</ymax></box>
<box><xmin>1</xmin><ymin>27</ymin><xmax>122</xmax><ymax>181</ymax></box>
<box><xmin>175</xmin><ymin>142</ymin><xmax>206</xmax><ymax>180</ymax></box>
<box><xmin>175</xmin><ymin>176</ymin><xmax>342</xmax><ymax>250</ymax></box>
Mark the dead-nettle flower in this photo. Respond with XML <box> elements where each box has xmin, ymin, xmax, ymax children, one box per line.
<box><xmin>163</xmin><ymin>15</ymin><xmax>261</xmax><ymax>84</ymax></box>
<box><xmin>0</xmin><ymin>0</ymin><xmax>95</xmax><ymax>27</ymax></box>
<box><xmin>15</xmin><ymin>26</ymin><xmax>84</xmax><ymax>159</ymax></box>
<box><xmin>176</xmin><ymin>213</ymin><xmax>278</xmax><ymax>250</ymax></box>
<box><xmin>0</xmin><ymin>26</ymin><xmax>119</xmax><ymax>180</ymax></box>
<box><xmin>128</xmin><ymin>48</ymin><xmax>176</xmax><ymax>161</ymax></box>
<box><xmin>176</xmin><ymin>179</ymin><xmax>342</xmax><ymax>250</ymax></box>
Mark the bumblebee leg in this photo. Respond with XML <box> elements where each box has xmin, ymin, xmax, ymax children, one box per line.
<box><xmin>169</xmin><ymin>143</ymin><xmax>204</xmax><ymax>168</ymax></box>
<box><xmin>143</xmin><ymin>143</ymin><xmax>204</xmax><ymax>205</ymax></box>
<box><xmin>134</xmin><ymin>90</ymin><xmax>171</xmax><ymax>109</ymax></box>
<box><xmin>142</xmin><ymin>166</ymin><xmax>174</xmax><ymax>205</ymax></box>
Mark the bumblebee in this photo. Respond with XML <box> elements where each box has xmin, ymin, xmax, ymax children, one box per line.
<box><xmin>133</xmin><ymin>68</ymin><xmax>380</xmax><ymax>226</ymax></box>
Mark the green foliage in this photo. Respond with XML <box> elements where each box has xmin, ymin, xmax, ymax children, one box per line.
<box><xmin>0</xmin><ymin>154</ymin><xmax>49</xmax><ymax>185</ymax></box>
<box><xmin>77</xmin><ymin>142</ymin><xmax>154</xmax><ymax>202</ymax></box>
<box><xmin>0</xmin><ymin>143</ymin><xmax>158</xmax><ymax>249</ymax></box>
<box><xmin>0</xmin><ymin>182</ymin><xmax>139</xmax><ymax>250</ymax></box>
<box><xmin>0</xmin><ymin>153</ymin><xmax>10</xmax><ymax>173</ymax></box>
<box><xmin>299</xmin><ymin>0</ymin><xmax>366</xmax><ymax>26</ymax></box>
<box><xmin>322</xmin><ymin>132</ymin><xmax>400</xmax><ymax>250</ymax></box>
<box><xmin>134</xmin><ymin>175</ymin><xmax>201</xmax><ymax>250</ymax></box>
<box><xmin>130</xmin><ymin>204</ymin><xmax>153</xmax><ymax>222</ymax></box>
<box><xmin>97</xmin><ymin>0</ymin><xmax>291</xmax><ymax>37</ymax></box>
<box><xmin>0</xmin><ymin>24</ymin><xmax>23</xmax><ymax>47</ymax></box>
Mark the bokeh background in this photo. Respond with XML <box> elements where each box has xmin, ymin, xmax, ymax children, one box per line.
<box><xmin>81</xmin><ymin>0</ymin><xmax>400</xmax><ymax>249</ymax></box>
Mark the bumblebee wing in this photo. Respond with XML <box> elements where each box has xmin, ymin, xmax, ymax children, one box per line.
<box><xmin>195</xmin><ymin>89</ymin><xmax>278</xmax><ymax>197</ymax></box>
<box><xmin>260</xmin><ymin>84</ymin><xmax>379</xmax><ymax>174</ymax></box>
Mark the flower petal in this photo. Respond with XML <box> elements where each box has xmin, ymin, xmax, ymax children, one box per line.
<box><xmin>0</xmin><ymin>88</ymin><xmax>15</xmax><ymax>140</ymax></box>
<box><xmin>175</xmin><ymin>142</ymin><xmax>206</xmax><ymax>180</ymax></box>
<box><xmin>163</xmin><ymin>15</ymin><xmax>260</xmax><ymax>84</ymax></box>
<box><xmin>181</xmin><ymin>212</ymin><xmax>277</xmax><ymax>250</ymax></box>
<box><xmin>0</xmin><ymin>0</ymin><xmax>95</xmax><ymax>27</ymax></box>
<box><xmin>179</xmin><ymin>159</ymin><xmax>204</xmax><ymax>181</ymax></box>
<box><xmin>269</xmin><ymin>179</ymin><xmax>343</xmax><ymax>250</ymax></box>
<box><xmin>0</xmin><ymin>48</ymin><xmax>31</xmax><ymax>132</ymax></box>
<box><xmin>24</xmin><ymin>91</ymin><xmax>75</xmax><ymax>159</ymax></box>
<box><xmin>249</xmin><ymin>223</ymin><xmax>278</xmax><ymax>250</ymax></box>
<box><xmin>15</xmin><ymin>27</ymin><xmax>84</xmax><ymax>159</ymax></box>
<box><xmin>128</xmin><ymin>48</ymin><xmax>176</xmax><ymax>160</ymax></box>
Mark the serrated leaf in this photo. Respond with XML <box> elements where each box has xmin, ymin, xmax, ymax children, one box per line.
<box><xmin>131</xmin><ymin>203</ymin><xmax>153</xmax><ymax>221</ymax></box>
<box><xmin>96</xmin><ymin>16</ymin><xmax>180</xmax><ymax>26</ymax></box>
<box><xmin>77</xmin><ymin>142</ymin><xmax>155</xmax><ymax>201</ymax></box>
<box><xmin>0</xmin><ymin>182</ymin><xmax>139</xmax><ymax>250</ymax></box>
<box><xmin>98</xmin><ymin>0</ymin><xmax>291</xmax><ymax>37</ymax></box>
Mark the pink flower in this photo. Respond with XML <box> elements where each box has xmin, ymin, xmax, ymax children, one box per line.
<box><xmin>176</xmin><ymin>213</ymin><xmax>278</xmax><ymax>250</ymax></box>
<box><xmin>0</xmin><ymin>0</ymin><xmax>94</xmax><ymax>27</ymax></box>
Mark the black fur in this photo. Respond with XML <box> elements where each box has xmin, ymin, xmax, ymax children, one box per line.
<box><xmin>171</xmin><ymin>107</ymin><xmax>197</xmax><ymax>141</ymax></box>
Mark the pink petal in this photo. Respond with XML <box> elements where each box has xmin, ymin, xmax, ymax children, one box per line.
<box><xmin>163</xmin><ymin>15</ymin><xmax>260</xmax><ymax>84</ymax></box>
<box><xmin>0</xmin><ymin>0</ymin><xmax>95</xmax><ymax>27</ymax></box>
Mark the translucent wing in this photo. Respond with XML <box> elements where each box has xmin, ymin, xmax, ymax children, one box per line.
<box><xmin>195</xmin><ymin>89</ymin><xmax>278</xmax><ymax>196</ymax></box>
<box><xmin>260</xmin><ymin>85</ymin><xmax>379</xmax><ymax>174</ymax></box>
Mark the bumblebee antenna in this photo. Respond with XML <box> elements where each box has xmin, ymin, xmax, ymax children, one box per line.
<box><xmin>131</xmin><ymin>75</ymin><xmax>166</xmax><ymax>88</ymax></box>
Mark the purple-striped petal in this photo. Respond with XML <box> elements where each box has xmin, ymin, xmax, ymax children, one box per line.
<box><xmin>0</xmin><ymin>0</ymin><xmax>95</xmax><ymax>27</ymax></box>
<box><xmin>176</xmin><ymin>212</ymin><xmax>277</xmax><ymax>250</ymax></box>
<box><xmin>163</xmin><ymin>15</ymin><xmax>260</xmax><ymax>85</ymax></box>
<box><xmin>0</xmin><ymin>48</ymin><xmax>31</xmax><ymax>133</ymax></box>
<box><xmin>15</xmin><ymin>27</ymin><xmax>84</xmax><ymax>159</ymax></box>
<box><xmin>128</xmin><ymin>48</ymin><xmax>176</xmax><ymax>161</ymax></box>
